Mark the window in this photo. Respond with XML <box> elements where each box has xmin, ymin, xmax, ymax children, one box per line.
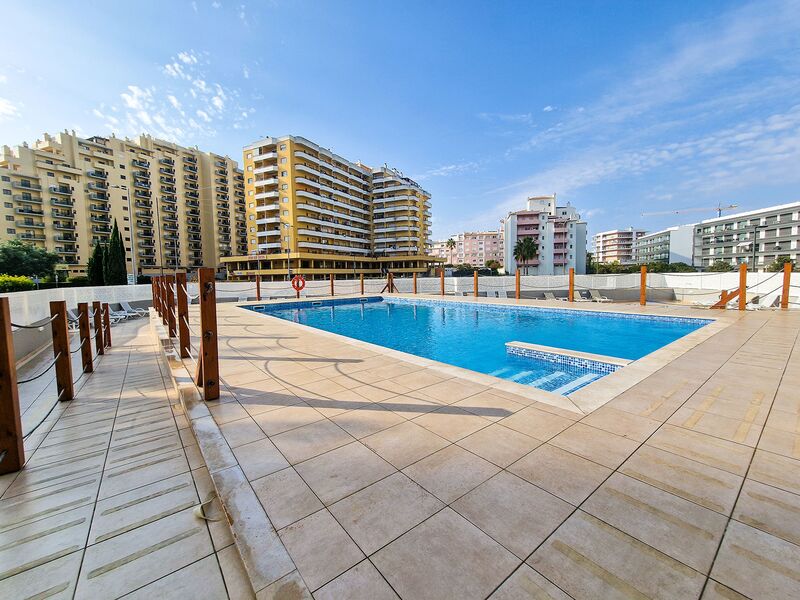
<box><xmin>248</xmin><ymin>214</ymin><xmax>254</xmax><ymax>220</ymax></box>
<box><xmin>283</xmin><ymin>223</ymin><xmax>289</xmax><ymax>229</ymax></box>
<box><xmin>281</xmin><ymin>184</ymin><xmax>288</xmax><ymax>190</ymax></box>
<box><xmin>120</xmin><ymin>164</ymin><xmax>125</xmax><ymax>169</ymax></box>
<box><xmin>2</xmin><ymin>190</ymin><xmax>9</xmax><ymax>196</ymax></box>
<box><xmin>282</xmin><ymin>210</ymin><xmax>289</xmax><ymax>216</ymax></box>
<box><xmin>3</xmin><ymin>201</ymin><xmax>10</xmax><ymax>207</ymax></box>
<box><xmin>281</xmin><ymin>171</ymin><xmax>287</xmax><ymax>177</ymax></box>
<box><xmin>282</xmin><ymin>197</ymin><xmax>289</xmax><ymax>203</ymax></box>
<box><xmin>121</xmin><ymin>175</ymin><xmax>126</xmax><ymax>180</ymax></box>
<box><xmin>284</xmin><ymin>236</ymin><xmax>290</xmax><ymax>242</ymax></box>
<box><xmin>280</xmin><ymin>157</ymin><xmax>287</xmax><ymax>164</ymax></box>
<box><xmin>247</xmin><ymin>178</ymin><xmax>253</xmax><ymax>184</ymax></box>
<box><xmin>6</xmin><ymin>228</ymin><xmax>14</xmax><ymax>234</ymax></box>
<box><xmin>5</xmin><ymin>215</ymin><xmax>13</xmax><ymax>221</ymax></box>
<box><xmin>280</xmin><ymin>144</ymin><xmax>287</xmax><ymax>151</ymax></box>
<box><xmin>249</xmin><ymin>227</ymin><xmax>255</xmax><ymax>232</ymax></box>
<box><xmin>1</xmin><ymin>176</ymin><xmax>8</xmax><ymax>182</ymax></box>
<box><xmin>246</xmin><ymin>153</ymin><xmax>252</xmax><ymax>159</ymax></box>
<box><xmin>47</xmin><ymin>171</ymin><xmax>54</xmax><ymax>177</ymax></box>
<box><xmin>247</xmin><ymin>165</ymin><xmax>253</xmax><ymax>171</ymax></box>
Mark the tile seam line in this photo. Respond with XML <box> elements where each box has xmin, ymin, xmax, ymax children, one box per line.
<box><xmin>697</xmin><ymin>318</ymin><xmax>800</xmax><ymax>599</ymax></box>
<box><xmin>484</xmin><ymin>313</ymin><xmax>776</xmax><ymax>600</ymax></box>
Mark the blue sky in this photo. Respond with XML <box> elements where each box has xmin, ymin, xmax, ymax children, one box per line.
<box><xmin>2</xmin><ymin>0</ymin><xmax>800</xmax><ymax>241</ymax></box>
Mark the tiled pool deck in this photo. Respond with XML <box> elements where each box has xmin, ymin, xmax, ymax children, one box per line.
<box><xmin>2</xmin><ymin>294</ymin><xmax>799</xmax><ymax>599</ymax></box>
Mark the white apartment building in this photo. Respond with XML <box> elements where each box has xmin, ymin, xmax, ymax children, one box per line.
<box><xmin>693</xmin><ymin>202</ymin><xmax>800</xmax><ymax>271</ymax></box>
<box><xmin>592</xmin><ymin>228</ymin><xmax>646</xmax><ymax>264</ymax></box>
<box><xmin>432</xmin><ymin>230</ymin><xmax>504</xmax><ymax>267</ymax></box>
<box><xmin>502</xmin><ymin>195</ymin><xmax>587</xmax><ymax>275</ymax></box>
<box><xmin>633</xmin><ymin>224</ymin><xmax>694</xmax><ymax>265</ymax></box>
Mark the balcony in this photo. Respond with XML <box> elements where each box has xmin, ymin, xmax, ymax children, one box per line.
<box><xmin>133</xmin><ymin>180</ymin><xmax>151</xmax><ymax>189</ymax></box>
<box><xmin>161</xmin><ymin>185</ymin><xmax>177</xmax><ymax>194</ymax></box>
<box><xmin>186</xmin><ymin>199</ymin><xmax>200</xmax><ymax>208</ymax></box>
<box><xmin>183</xmin><ymin>155</ymin><xmax>197</xmax><ymax>164</ymax></box>
<box><xmin>135</xmin><ymin>200</ymin><xmax>152</xmax><ymax>208</ymax></box>
<box><xmin>92</xmin><ymin>225</ymin><xmax>111</xmax><ymax>234</ymax></box>
<box><xmin>55</xmin><ymin>234</ymin><xmax>75</xmax><ymax>242</ymax></box>
<box><xmin>91</xmin><ymin>215</ymin><xmax>111</xmax><ymax>224</ymax></box>
<box><xmin>160</xmin><ymin>157</ymin><xmax>175</xmax><ymax>166</ymax></box>
<box><xmin>186</xmin><ymin>191</ymin><xmax>199</xmax><ymax>199</ymax></box>
<box><xmin>19</xmin><ymin>233</ymin><xmax>46</xmax><ymax>241</ymax></box>
<box><xmin>49</xmin><ymin>185</ymin><xmax>72</xmax><ymax>196</ymax></box>
<box><xmin>87</xmin><ymin>170</ymin><xmax>107</xmax><ymax>179</ymax></box>
<box><xmin>51</xmin><ymin>209</ymin><xmax>73</xmax><ymax>218</ymax></box>
<box><xmin>160</xmin><ymin>176</ymin><xmax>176</xmax><ymax>185</ymax></box>
<box><xmin>88</xmin><ymin>181</ymin><xmax>108</xmax><ymax>191</ymax></box>
<box><xmin>184</xmin><ymin>164</ymin><xmax>198</xmax><ymax>173</ymax></box>
<box><xmin>56</xmin><ymin>222</ymin><xmax>77</xmax><ymax>231</ymax></box>
<box><xmin>136</xmin><ymin>210</ymin><xmax>153</xmax><ymax>218</ymax></box>
<box><xmin>16</xmin><ymin>219</ymin><xmax>45</xmax><ymax>229</ymax></box>
<box><xmin>13</xmin><ymin>194</ymin><xmax>42</xmax><ymax>204</ymax></box>
<box><xmin>160</xmin><ymin>166</ymin><xmax>175</xmax><ymax>175</ymax></box>
<box><xmin>163</xmin><ymin>214</ymin><xmax>178</xmax><ymax>223</ymax></box>
<box><xmin>88</xmin><ymin>192</ymin><xmax>108</xmax><ymax>201</ymax></box>
<box><xmin>253</xmin><ymin>151</ymin><xmax>277</xmax><ymax>161</ymax></box>
<box><xmin>55</xmin><ymin>247</ymin><xmax>78</xmax><ymax>255</ymax></box>
<box><xmin>136</xmin><ymin>219</ymin><xmax>153</xmax><ymax>228</ymax></box>
<box><xmin>185</xmin><ymin>173</ymin><xmax>198</xmax><ymax>182</ymax></box>
<box><xmin>138</xmin><ymin>240</ymin><xmax>155</xmax><ymax>248</ymax></box>
<box><xmin>15</xmin><ymin>207</ymin><xmax>44</xmax><ymax>216</ymax></box>
<box><xmin>139</xmin><ymin>230</ymin><xmax>154</xmax><ymax>238</ymax></box>
<box><xmin>12</xmin><ymin>181</ymin><xmax>42</xmax><ymax>191</ymax></box>
<box><xmin>132</xmin><ymin>159</ymin><xmax>150</xmax><ymax>169</ymax></box>
<box><xmin>164</xmin><ymin>223</ymin><xmax>178</xmax><ymax>231</ymax></box>
<box><xmin>134</xmin><ymin>189</ymin><xmax>151</xmax><ymax>198</ymax></box>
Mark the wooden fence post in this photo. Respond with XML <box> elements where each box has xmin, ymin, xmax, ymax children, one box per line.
<box><xmin>102</xmin><ymin>303</ymin><xmax>112</xmax><ymax>348</ymax></box>
<box><xmin>440</xmin><ymin>268</ymin><xmax>445</xmax><ymax>296</ymax></box>
<box><xmin>360</xmin><ymin>273</ymin><xmax>364</xmax><ymax>295</ymax></box>
<box><xmin>473</xmin><ymin>270</ymin><xmax>479</xmax><ymax>297</ymax></box>
<box><xmin>0</xmin><ymin>297</ymin><xmax>24</xmax><ymax>474</ymax></box>
<box><xmin>413</xmin><ymin>272</ymin><xmax>417</xmax><ymax>295</ymax></box>
<box><xmin>160</xmin><ymin>277</ymin><xmax>169</xmax><ymax>327</ymax></box>
<box><xmin>152</xmin><ymin>279</ymin><xmax>158</xmax><ymax>316</ymax></box>
<box><xmin>781</xmin><ymin>262</ymin><xmax>791</xmax><ymax>309</ymax></box>
<box><xmin>49</xmin><ymin>301</ymin><xmax>74</xmax><ymax>402</ymax></box>
<box><xmin>256</xmin><ymin>274</ymin><xmax>261</xmax><ymax>302</ymax></box>
<box><xmin>196</xmin><ymin>268</ymin><xmax>219</xmax><ymax>401</ymax></box>
<box><xmin>515</xmin><ymin>270</ymin><xmax>520</xmax><ymax>300</ymax></box>
<box><xmin>569</xmin><ymin>267</ymin><xmax>575</xmax><ymax>303</ymax></box>
<box><xmin>166</xmin><ymin>275</ymin><xmax>176</xmax><ymax>338</ymax></box>
<box><xmin>738</xmin><ymin>263</ymin><xmax>747</xmax><ymax>311</ymax></box>
<box><xmin>640</xmin><ymin>266</ymin><xmax>647</xmax><ymax>306</ymax></box>
<box><xmin>177</xmin><ymin>272</ymin><xmax>190</xmax><ymax>358</ymax></box>
<box><xmin>93</xmin><ymin>301</ymin><xmax>104</xmax><ymax>356</ymax></box>
<box><xmin>330</xmin><ymin>273</ymin><xmax>334</xmax><ymax>297</ymax></box>
<box><xmin>77</xmin><ymin>302</ymin><xmax>93</xmax><ymax>373</ymax></box>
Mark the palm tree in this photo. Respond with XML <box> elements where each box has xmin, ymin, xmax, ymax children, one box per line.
<box><xmin>513</xmin><ymin>237</ymin><xmax>539</xmax><ymax>275</ymax></box>
<box><xmin>445</xmin><ymin>238</ymin><xmax>456</xmax><ymax>264</ymax></box>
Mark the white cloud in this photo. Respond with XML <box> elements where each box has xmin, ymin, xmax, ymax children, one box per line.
<box><xmin>477</xmin><ymin>112</ymin><xmax>533</xmax><ymax>125</ymax></box>
<box><xmin>0</xmin><ymin>75</ymin><xmax>7</xmax><ymax>84</ymax></box>
<box><xmin>191</xmin><ymin>1</ymin><xmax>198</xmax><ymax>12</ymax></box>
<box><xmin>178</xmin><ymin>51</ymin><xmax>198</xmax><ymax>65</ymax></box>
<box><xmin>196</xmin><ymin>109</ymin><xmax>211</xmax><ymax>122</ymax></box>
<box><xmin>417</xmin><ymin>161</ymin><xmax>481</xmax><ymax>180</ymax></box>
<box><xmin>167</xmin><ymin>95</ymin><xmax>182</xmax><ymax>110</ymax></box>
<box><xmin>542</xmin><ymin>105</ymin><xmax>554</xmax><ymax>112</ymax></box>
<box><xmin>212</xmin><ymin>0</ymin><xmax>222</xmax><ymax>7</ymax></box>
<box><xmin>242</xmin><ymin>65</ymin><xmax>250</xmax><ymax>79</ymax></box>
<box><xmin>0</xmin><ymin>97</ymin><xmax>20</xmax><ymax>121</ymax></box>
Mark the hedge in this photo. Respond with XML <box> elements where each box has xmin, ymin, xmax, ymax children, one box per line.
<box><xmin>0</xmin><ymin>274</ymin><xmax>36</xmax><ymax>292</ymax></box>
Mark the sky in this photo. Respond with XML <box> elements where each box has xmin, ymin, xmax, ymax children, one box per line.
<box><xmin>2</xmin><ymin>0</ymin><xmax>800</xmax><ymax>242</ymax></box>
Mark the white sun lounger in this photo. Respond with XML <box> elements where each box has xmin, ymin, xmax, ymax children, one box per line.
<box><xmin>589</xmin><ymin>289</ymin><xmax>612</xmax><ymax>303</ymax></box>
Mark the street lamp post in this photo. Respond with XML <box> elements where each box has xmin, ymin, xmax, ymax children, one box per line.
<box><xmin>109</xmin><ymin>184</ymin><xmax>138</xmax><ymax>281</ymax></box>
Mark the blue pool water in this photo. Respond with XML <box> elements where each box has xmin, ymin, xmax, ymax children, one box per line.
<box><xmin>248</xmin><ymin>297</ymin><xmax>710</xmax><ymax>395</ymax></box>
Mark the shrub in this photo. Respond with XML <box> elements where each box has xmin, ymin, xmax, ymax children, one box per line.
<box><xmin>0</xmin><ymin>274</ymin><xmax>36</xmax><ymax>292</ymax></box>
<box><xmin>68</xmin><ymin>275</ymin><xmax>90</xmax><ymax>286</ymax></box>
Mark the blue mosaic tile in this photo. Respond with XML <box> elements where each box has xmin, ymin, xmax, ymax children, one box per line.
<box><xmin>505</xmin><ymin>345</ymin><xmax>621</xmax><ymax>375</ymax></box>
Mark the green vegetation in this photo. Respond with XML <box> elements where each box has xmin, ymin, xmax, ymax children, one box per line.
<box><xmin>587</xmin><ymin>259</ymin><xmax>696</xmax><ymax>274</ymax></box>
<box><xmin>445</xmin><ymin>238</ymin><xmax>456</xmax><ymax>263</ymax></box>
<box><xmin>485</xmin><ymin>259</ymin><xmax>501</xmax><ymax>273</ymax></box>
<box><xmin>708</xmin><ymin>260</ymin><xmax>735</xmax><ymax>272</ymax></box>
<box><xmin>87</xmin><ymin>243</ymin><xmax>106</xmax><ymax>286</ymax></box>
<box><xmin>103</xmin><ymin>220</ymin><xmax>128</xmax><ymax>285</ymax></box>
<box><xmin>0</xmin><ymin>274</ymin><xmax>36</xmax><ymax>292</ymax></box>
<box><xmin>766</xmin><ymin>255</ymin><xmax>794</xmax><ymax>272</ymax></box>
<box><xmin>513</xmin><ymin>237</ymin><xmax>538</xmax><ymax>274</ymax></box>
<box><xmin>0</xmin><ymin>239</ymin><xmax>60</xmax><ymax>279</ymax></box>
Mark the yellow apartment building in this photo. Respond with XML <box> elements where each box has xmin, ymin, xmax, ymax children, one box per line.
<box><xmin>0</xmin><ymin>130</ymin><xmax>246</xmax><ymax>279</ymax></box>
<box><xmin>221</xmin><ymin>135</ymin><xmax>442</xmax><ymax>280</ymax></box>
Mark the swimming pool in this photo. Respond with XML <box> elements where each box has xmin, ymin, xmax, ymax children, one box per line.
<box><xmin>247</xmin><ymin>297</ymin><xmax>710</xmax><ymax>395</ymax></box>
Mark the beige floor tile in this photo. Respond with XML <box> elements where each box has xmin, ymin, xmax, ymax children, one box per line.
<box><xmin>457</xmin><ymin>423</ymin><xmax>542</xmax><ymax>468</ymax></box>
<box><xmin>529</xmin><ymin>511</ymin><xmax>705</xmax><ymax>599</ymax></box>
<box><xmin>409</xmin><ymin>378</ymin><xmax>487</xmax><ymax>404</ymax></box>
<box><xmin>508</xmin><ymin>444</ymin><xmax>610</xmax><ymax>505</ymax></box>
<box><xmin>403</xmin><ymin>445</ymin><xmax>500</xmax><ymax>504</ymax></box>
<box><xmin>379</xmin><ymin>395</ymin><xmax>441</xmax><ymax>419</ymax></box>
<box><xmin>252</xmin><ymin>468</ymin><xmax>323</xmax><ymax>529</ymax></box>
<box><xmin>124</xmin><ymin>554</ymin><xmax>228</xmax><ymax>599</ymax></box>
<box><xmin>295</xmin><ymin>442</ymin><xmax>395</xmax><ymax>505</ymax></box>
<box><xmin>239</xmin><ymin>389</ymin><xmax>303</xmax><ymax>417</ymax></box>
<box><xmin>314</xmin><ymin>560</ymin><xmax>399</xmax><ymax>600</ymax></box>
<box><xmin>757</xmin><ymin>427</ymin><xmax>800</xmax><ymax>460</ymax></box>
<box><xmin>668</xmin><ymin>406</ymin><xmax>763</xmax><ymax>447</ymax></box>
<box><xmin>252</xmin><ymin>403</ymin><xmax>324</xmax><ymax>436</ymax></box>
<box><xmin>218</xmin><ymin>544</ymin><xmax>256</xmax><ymax>600</ymax></box>
<box><xmin>0</xmin><ymin>547</ymin><xmax>82</xmax><ymax>599</ymax></box>
<box><xmin>362</xmin><ymin>421</ymin><xmax>450</xmax><ymax>469</ymax></box>
<box><xmin>499</xmin><ymin>406</ymin><xmax>573</xmax><ymax>441</ymax></box>
<box><xmin>453</xmin><ymin>472</ymin><xmax>572</xmax><ymax>559</ymax></box>
<box><xmin>350</xmin><ymin>383</ymin><xmax>401</xmax><ymax>402</ymax></box>
<box><xmin>330</xmin><ymin>472</ymin><xmax>443</xmax><ymax>555</ymax></box>
<box><xmin>620</xmin><ymin>445</ymin><xmax>742</xmax><ymax>515</ymax></box>
<box><xmin>710</xmin><ymin>520</ymin><xmax>800</xmax><ymax>600</ymax></box>
<box><xmin>270</xmin><ymin>419</ymin><xmax>354</xmax><ymax>464</ymax></box>
<box><xmin>748</xmin><ymin>449</ymin><xmax>800</xmax><ymax>496</ymax></box>
<box><xmin>219</xmin><ymin>417</ymin><xmax>267</xmax><ymax>448</ymax></box>
<box><xmin>701</xmin><ymin>579</ymin><xmax>750</xmax><ymax>600</ymax></box>
<box><xmin>208</xmin><ymin>402</ymin><xmax>252</xmax><ymax>425</ymax></box>
<box><xmin>372</xmin><ymin>507</ymin><xmax>519</xmax><ymax>600</ymax></box>
<box><xmin>733</xmin><ymin>478</ymin><xmax>800</xmax><ymax>546</ymax></box>
<box><xmin>549</xmin><ymin>423</ymin><xmax>639</xmax><ymax>469</ymax></box>
<box><xmin>489</xmin><ymin>564</ymin><xmax>571</xmax><ymax>599</ymax></box>
<box><xmin>331</xmin><ymin>404</ymin><xmax>406</xmax><ymax>439</ymax></box>
<box><xmin>412</xmin><ymin>406</ymin><xmax>492</xmax><ymax>442</ymax></box>
<box><xmin>232</xmin><ymin>438</ymin><xmax>290</xmax><ymax>481</ymax></box>
<box><xmin>74</xmin><ymin>508</ymin><xmax>214</xmax><ymax>599</ymax></box>
<box><xmin>579</xmin><ymin>405</ymin><xmax>661</xmax><ymax>442</ymax></box>
<box><xmin>191</xmin><ymin>466</ymin><xmax>234</xmax><ymax>551</ymax></box>
<box><xmin>647</xmin><ymin>424</ymin><xmax>753</xmax><ymax>476</ymax></box>
<box><xmin>279</xmin><ymin>509</ymin><xmax>365</xmax><ymax>591</ymax></box>
<box><xmin>453</xmin><ymin>390</ymin><xmax>525</xmax><ymax>421</ymax></box>
<box><xmin>583</xmin><ymin>472</ymin><xmax>728</xmax><ymax>573</ymax></box>
<box><xmin>98</xmin><ymin>448</ymin><xmax>190</xmax><ymax>500</ymax></box>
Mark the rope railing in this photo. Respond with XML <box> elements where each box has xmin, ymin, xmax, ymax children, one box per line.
<box><xmin>10</xmin><ymin>314</ymin><xmax>59</xmax><ymax>330</ymax></box>
<box><xmin>22</xmin><ymin>388</ymin><xmax>65</xmax><ymax>440</ymax></box>
<box><xmin>16</xmin><ymin>352</ymin><xmax>62</xmax><ymax>385</ymax></box>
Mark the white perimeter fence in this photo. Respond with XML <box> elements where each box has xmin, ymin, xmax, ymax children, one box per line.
<box><xmin>3</xmin><ymin>271</ymin><xmax>799</xmax><ymax>323</ymax></box>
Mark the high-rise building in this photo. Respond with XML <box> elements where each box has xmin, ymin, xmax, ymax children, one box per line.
<box><xmin>502</xmin><ymin>195</ymin><xmax>586</xmax><ymax>275</ymax></box>
<box><xmin>221</xmin><ymin>135</ymin><xmax>441</xmax><ymax>280</ymax></box>
<box><xmin>592</xmin><ymin>228</ymin><xmax>647</xmax><ymax>264</ymax></box>
<box><xmin>633</xmin><ymin>225</ymin><xmax>694</xmax><ymax>265</ymax></box>
<box><xmin>693</xmin><ymin>202</ymin><xmax>800</xmax><ymax>271</ymax></box>
<box><xmin>432</xmin><ymin>231</ymin><xmax>504</xmax><ymax>267</ymax></box>
<box><xmin>0</xmin><ymin>131</ymin><xmax>246</xmax><ymax>278</ymax></box>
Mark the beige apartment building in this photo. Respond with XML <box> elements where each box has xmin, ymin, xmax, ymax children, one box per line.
<box><xmin>432</xmin><ymin>231</ymin><xmax>504</xmax><ymax>267</ymax></box>
<box><xmin>221</xmin><ymin>135</ymin><xmax>441</xmax><ymax>280</ymax></box>
<box><xmin>0</xmin><ymin>130</ymin><xmax>246</xmax><ymax>279</ymax></box>
<box><xmin>592</xmin><ymin>227</ymin><xmax>647</xmax><ymax>264</ymax></box>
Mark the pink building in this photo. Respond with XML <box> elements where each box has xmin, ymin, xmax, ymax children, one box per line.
<box><xmin>432</xmin><ymin>230</ymin><xmax>504</xmax><ymax>267</ymax></box>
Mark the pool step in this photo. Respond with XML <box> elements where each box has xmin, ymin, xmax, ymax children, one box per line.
<box><xmin>489</xmin><ymin>367</ymin><xmax>513</xmax><ymax>377</ymax></box>
<box><xmin>527</xmin><ymin>371</ymin><xmax>567</xmax><ymax>387</ymax></box>
<box><xmin>509</xmin><ymin>370</ymin><xmax>533</xmax><ymax>382</ymax></box>
<box><xmin>551</xmin><ymin>372</ymin><xmax>603</xmax><ymax>395</ymax></box>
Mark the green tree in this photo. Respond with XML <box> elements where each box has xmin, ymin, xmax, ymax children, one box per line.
<box><xmin>0</xmin><ymin>239</ymin><xmax>59</xmax><ymax>278</ymax></box>
<box><xmin>103</xmin><ymin>220</ymin><xmax>128</xmax><ymax>285</ymax></box>
<box><xmin>513</xmin><ymin>237</ymin><xmax>538</xmax><ymax>275</ymax></box>
<box><xmin>485</xmin><ymin>259</ymin><xmax>501</xmax><ymax>272</ymax></box>
<box><xmin>708</xmin><ymin>260</ymin><xmax>734</xmax><ymax>272</ymax></box>
<box><xmin>445</xmin><ymin>238</ymin><xmax>456</xmax><ymax>264</ymax></box>
<box><xmin>87</xmin><ymin>243</ymin><xmax>106</xmax><ymax>285</ymax></box>
<box><xmin>766</xmin><ymin>255</ymin><xmax>794</xmax><ymax>272</ymax></box>
<box><xmin>666</xmin><ymin>262</ymin><xmax>696</xmax><ymax>272</ymax></box>
<box><xmin>585</xmin><ymin>252</ymin><xmax>596</xmax><ymax>274</ymax></box>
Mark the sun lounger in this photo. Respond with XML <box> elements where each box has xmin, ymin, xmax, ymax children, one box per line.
<box><xmin>543</xmin><ymin>292</ymin><xmax>566</xmax><ymax>301</ymax></box>
<box><xmin>589</xmin><ymin>290</ymin><xmax>612</xmax><ymax>303</ymax></box>
<box><xmin>120</xmin><ymin>301</ymin><xmax>148</xmax><ymax>317</ymax></box>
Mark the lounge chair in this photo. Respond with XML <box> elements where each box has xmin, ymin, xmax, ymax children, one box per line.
<box><xmin>107</xmin><ymin>306</ymin><xmax>129</xmax><ymax>321</ymax></box>
<box><xmin>456</xmin><ymin>291</ymin><xmax>468</xmax><ymax>297</ymax></box>
<box><xmin>589</xmin><ymin>290</ymin><xmax>612</xmax><ymax>303</ymax></box>
<box><xmin>120</xmin><ymin>301</ymin><xmax>147</xmax><ymax>317</ymax></box>
<box><xmin>66</xmin><ymin>308</ymin><xmax>81</xmax><ymax>331</ymax></box>
<box><xmin>544</xmin><ymin>292</ymin><xmax>567</xmax><ymax>302</ymax></box>
<box><xmin>574</xmin><ymin>291</ymin><xmax>592</xmax><ymax>302</ymax></box>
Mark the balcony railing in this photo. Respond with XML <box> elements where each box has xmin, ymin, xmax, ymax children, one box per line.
<box><xmin>12</xmin><ymin>181</ymin><xmax>42</xmax><ymax>190</ymax></box>
<box><xmin>15</xmin><ymin>208</ymin><xmax>44</xmax><ymax>216</ymax></box>
<box><xmin>49</xmin><ymin>186</ymin><xmax>72</xmax><ymax>196</ymax></box>
<box><xmin>87</xmin><ymin>170</ymin><xmax>107</xmax><ymax>179</ymax></box>
<box><xmin>13</xmin><ymin>194</ymin><xmax>42</xmax><ymax>204</ymax></box>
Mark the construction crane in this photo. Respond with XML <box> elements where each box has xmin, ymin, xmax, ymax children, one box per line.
<box><xmin>641</xmin><ymin>203</ymin><xmax>738</xmax><ymax>218</ymax></box>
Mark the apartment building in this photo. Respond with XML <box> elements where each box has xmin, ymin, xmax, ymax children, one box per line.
<box><xmin>0</xmin><ymin>130</ymin><xmax>246</xmax><ymax>278</ymax></box>
<box><xmin>592</xmin><ymin>228</ymin><xmax>646</xmax><ymax>264</ymax></box>
<box><xmin>432</xmin><ymin>231</ymin><xmax>504</xmax><ymax>267</ymax></box>
<box><xmin>693</xmin><ymin>202</ymin><xmax>800</xmax><ymax>271</ymax></box>
<box><xmin>502</xmin><ymin>194</ymin><xmax>587</xmax><ymax>275</ymax></box>
<box><xmin>633</xmin><ymin>224</ymin><xmax>694</xmax><ymax>265</ymax></box>
<box><xmin>221</xmin><ymin>135</ymin><xmax>441</xmax><ymax>280</ymax></box>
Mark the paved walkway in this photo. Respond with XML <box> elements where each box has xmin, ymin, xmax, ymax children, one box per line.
<box><xmin>200</xmin><ymin>299</ymin><xmax>800</xmax><ymax>599</ymax></box>
<box><xmin>0</xmin><ymin>319</ymin><xmax>254</xmax><ymax>599</ymax></box>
